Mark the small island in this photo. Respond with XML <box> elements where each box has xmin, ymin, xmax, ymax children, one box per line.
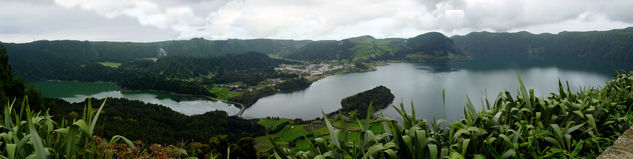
<box><xmin>339</xmin><ymin>85</ymin><xmax>395</xmax><ymax>118</ymax></box>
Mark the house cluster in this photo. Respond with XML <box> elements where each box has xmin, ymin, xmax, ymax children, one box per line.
<box><xmin>216</xmin><ymin>78</ymin><xmax>283</xmax><ymax>93</ymax></box>
<box><xmin>276</xmin><ymin>63</ymin><xmax>344</xmax><ymax>76</ymax></box>
<box><xmin>217</xmin><ymin>83</ymin><xmax>243</xmax><ymax>91</ymax></box>
<box><xmin>260</xmin><ymin>78</ymin><xmax>283</xmax><ymax>87</ymax></box>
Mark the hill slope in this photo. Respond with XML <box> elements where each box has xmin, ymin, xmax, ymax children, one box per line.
<box><xmin>3</xmin><ymin>38</ymin><xmax>309</xmax><ymax>81</ymax></box>
<box><xmin>452</xmin><ymin>27</ymin><xmax>633</xmax><ymax>60</ymax></box>
<box><xmin>287</xmin><ymin>33</ymin><xmax>460</xmax><ymax>62</ymax></box>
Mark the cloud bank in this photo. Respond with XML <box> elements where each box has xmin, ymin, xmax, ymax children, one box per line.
<box><xmin>3</xmin><ymin>0</ymin><xmax>633</xmax><ymax>42</ymax></box>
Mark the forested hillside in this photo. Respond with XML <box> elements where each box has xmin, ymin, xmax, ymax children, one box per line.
<box><xmin>3</xmin><ymin>41</ymin><xmax>305</xmax><ymax>106</ymax></box>
<box><xmin>117</xmin><ymin>52</ymin><xmax>298</xmax><ymax>95</ymax></box>
<box><xmin>0</xmin><ymin>42</ymin><xmax>46</xmax><ymax>108</ymax></box>
<box><xmin>452</xmin><ymin>27</ymin><xmax>633</xmax><ymax>60</ymax></box>
<box><xmin>4</xmin><ymin>38</ymin><xmax>309</xmax><ymax>81</ymax></box>
<box><xmin>5</xmin><ymin>38</ymin><xmax>309</xmax><ymax>62</ymax></box>
<box><xmin>119</xmin><ymin>52</ymin><xmax>289</xmax><ymax>82</ymax></box>
<box><xmin>287</xmin><ymin>32</ymin><xmax>460</xmax><ymax>62</ymax></box>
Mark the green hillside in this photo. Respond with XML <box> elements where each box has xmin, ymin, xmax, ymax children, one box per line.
<box><xmin>3</xmin><ymin>38</ymin><xmax>310</xmax><ymax>81</ymax></box>
<box><xmin>452</xmin><ymin>27</ymin><xmax>633</xmax><ymax>60</ymax></box>
<box><xmin>286</xmin><ymin>33</ymin><xmax>459</xmax><ymax>62</ymax></box>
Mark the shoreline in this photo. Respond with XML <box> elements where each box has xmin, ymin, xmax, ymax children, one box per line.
<box><xmin>117</xmin><ymin>88</ymin><xmax>250</xmax><ymax>117</ymax></box>
<box><xmin>35</xmin><ymin>80</ymin><xmax>248</xmax><ymax>117</ymax></box>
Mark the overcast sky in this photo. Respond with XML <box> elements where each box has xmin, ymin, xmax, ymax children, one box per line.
<box><xmin>2</xmin><ymin>0</ymin><xmax>633</xmax><ymax>43</ymax></box>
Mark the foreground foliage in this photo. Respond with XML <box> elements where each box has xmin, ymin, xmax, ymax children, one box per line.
<box><xmin>271</xmin><ymin>72</ymin><xmax>633</xmax><ymax>158</ymax></box>
<box><xmin>0</xmin><ymin>98</ymin><xmax>261</xmax><ymax>159</ymax></box>
<box><xmin>0</xmin><ymin>99</ymin><xmax>141</xmax><ymax>158</ymax></box>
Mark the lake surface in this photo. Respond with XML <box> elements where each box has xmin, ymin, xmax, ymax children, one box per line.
<box><xmin>243</xmin><ymin>56</ymin><xmax>633</xmax><ymax>121</ymax></box>
<box><xmin>31</xmin><ymin>81</ymin><xmax>240</xmax><ymax>116</ymax></box>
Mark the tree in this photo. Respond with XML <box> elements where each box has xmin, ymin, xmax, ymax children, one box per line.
<box><xmin>0</xmin><ymin>42</ymin><xmax>53</xmax><ymax>116</ymax></box>
<box><xmin>0</xmin><ymin>42</ymin><xmax>26</xmax><ymax>105</ymax></box>
<box><xmin>340</xmin><ymin>85</ymin><xmax>395</xmax><ymax>118</ymax></box>
<box><xmin>235</xmin><ymin>137</ymin><xmax>257</xmax><ymax>159</ymax></box>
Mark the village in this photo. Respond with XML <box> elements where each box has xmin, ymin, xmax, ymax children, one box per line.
<box><xmin>275</xmin><ymin>63</ymin><xmax>347</xmax><ymax>76</ymax></box>
<box><xmin>209</xmin><ymin>63</ymin><xmax>349</xmax><ymax>94</ymax></box>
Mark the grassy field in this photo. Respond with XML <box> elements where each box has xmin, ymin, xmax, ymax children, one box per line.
<box><xmin>98</xmin><ymin>62</ymin><xmax>122</xmax><ymax>68</ymax></box>
<box><xmin>278</xmin><ymin>124</ymin><xmax>310</xmax><ymax>142</ymax></box>
<box><xmin>258</xmin><ymin>118</ymin><xmax>290</xmax><ymax>130</ymax></box>
<box><xmin>139</xmin><ymin>57</ymin><xmax>158</xmax><ymax>62</ymax></box>
<box><xmin>267</xmin><ymin>54</ymin><xmax>306</xmax><ymax>63</ymax></box>
<box><xmin>207</xmin><ymin>86</ymin><xmax>240</xmax><ymax>101</ymax></box>
<box><xmin>255</xmin><ymin>116</ymin><xmax>386</xmax><ymax>153</ymax></box>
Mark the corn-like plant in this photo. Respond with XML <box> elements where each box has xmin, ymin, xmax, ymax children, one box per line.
<box><xmin>0</xmin><ymin>98</ymin><xmax>139</xmax><ymax>159</ymax></box>
<box><xmin>271</xmin><ymin>72</ymin><xmax>633</xmax><ymax>158</ymax></box>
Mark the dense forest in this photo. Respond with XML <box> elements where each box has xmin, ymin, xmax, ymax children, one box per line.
<box><xmin>51</xmin><ymin>98</ymin><xmax>264</xmax><ymax>145</ymax></box>
<box><xmin>338</xmin><ymin>85</ymin><xmax>395</xmax><ymax>118</ymax></box>
<box><xmin>452</xmin><ymin>27</ymin><xmax>633</xmax><ymax>60</ymax></box>
<box><xmin>3</xmin><ymin>39</ymin><xmax>308</xmax><ymax>81</ymax></box>
<box><xmin>5</xmin><ymin>38</ymin><xmax>309</xmax><ymax>63</ymax></box>
<box><xmin>277</xmin><ymin>78</ymin><xmax>312</xmax><ymax>92</ymax></box>
<box><xmin>120</xmin><ymin>52</ymin><xmax>285</xmax><ymax>78</ymax></box>
<box><xmin>119</xmin><ymin>52</ymin><xmax>293</xmax><ymax>85</ymax></box>
<box><xmin>0</xmin><ymin>42</ymin><xmax>46</xmax><ymax>108</ymax></box>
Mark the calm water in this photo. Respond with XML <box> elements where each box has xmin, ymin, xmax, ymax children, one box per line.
<box><xmin>31</xmin><ymin>81</ymin><xmax>239</xmax><ymax>116</ymax></box>
<box><xmin>243</xmin><ymin>56</ymin><xmax>632</xmax><ymax>121</ymax></box>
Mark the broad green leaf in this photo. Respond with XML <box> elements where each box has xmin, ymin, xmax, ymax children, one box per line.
<box><xmin>501</xmin><ymin>149</ymin><xmax>515</xmax><ymax>159</ymax></box>
<box><xmin>449</xmin><ymin>151</ymin><xmax>465</xmax><ymax>159</ymax></box>
<box><xmin>88</xmin><ymin>99</ymin><xmax>107</xmax><ymax>136</ymax></box>
<box><xmin>26</xmin><ymin>107</ymin><xmax>47</xmax><ymax>159</ymax></box>
<box><xmin>571</xmin><ymin>140</ymin><xmax>584</xmax><ymax>157</ymax></box>
<box><xmin>321</xmin><ymin>110</ymin><xmax>340</xmax><ymax>147</ymax></box>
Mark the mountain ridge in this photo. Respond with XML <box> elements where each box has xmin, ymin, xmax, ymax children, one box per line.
<box><xmin>3</xmin><ymin>26</ymin><xmax>633</xmax><ymax>81</ymax></box>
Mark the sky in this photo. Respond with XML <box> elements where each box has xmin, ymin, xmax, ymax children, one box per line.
<box><xmin>1</xmin><ymin>0</ymin><xmax>633</xmax><ymax>43</ymax></box>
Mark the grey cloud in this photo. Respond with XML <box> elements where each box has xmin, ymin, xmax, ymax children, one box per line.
<box><xmin>2</xmin><ymin>0</ymin><xmax>633</xmax><ymax>42</ymax></box>
<box><xmin>0</xmin><ymin>1</ymin><xmax>176</xmax><ymax>42</ymax></box>
<box><xmin>432</xmin><ymin>0</ymin><xmax>633</xmax><ymax>31</ymax></box>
